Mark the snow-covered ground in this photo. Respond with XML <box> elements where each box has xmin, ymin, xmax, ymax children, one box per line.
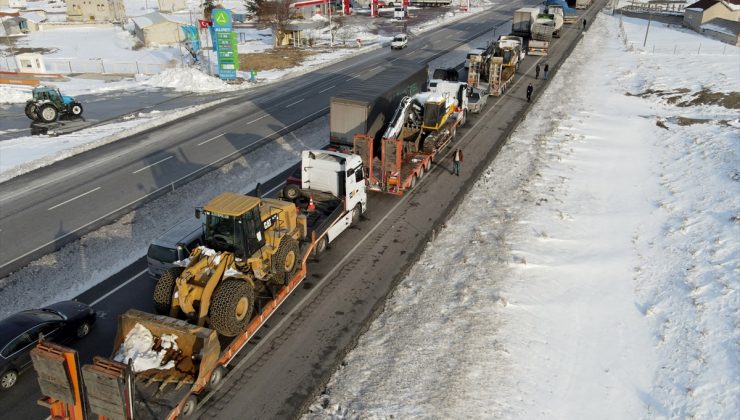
<box><xmin>303</xmin><ymin>12</ymin><xmax>739</xmax><ymax>420</ymax></box>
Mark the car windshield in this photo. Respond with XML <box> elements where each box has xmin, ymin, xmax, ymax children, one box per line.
<box><xmin>394</xmin><ymin>36</ymin><xmax>404</xmax><ymax>42</ymax></box>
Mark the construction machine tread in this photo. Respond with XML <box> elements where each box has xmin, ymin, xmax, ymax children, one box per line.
<box><xmin>153</xmin><ymin>268</ymin><xmax>183</xmax><ymax>315</ymax></box>
<box><xmin>210</xmin><ymin>279</ymin><xmax>255</xmax><ymax>337</ymax></box>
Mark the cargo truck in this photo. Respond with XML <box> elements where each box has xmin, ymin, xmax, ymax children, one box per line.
<box><xmin>576</xmin><ymin>0</ymin><xmax>591</xmax><ymax>9</ymax></box>
<box><xmin>31</xmin><ymin>150</ymin><xmax>367</xmax><ymax>420</ymax></box>
<box><xmin>511</xmin><ymin>7</ymin><xmax>540</xmax><ymax>38</ymax></box>
<box><xmin>546</xmin><ymin>0</ymin><xmax>578</xmax><ymax>24</ymax></box>
<box><xmin>529</xmin><ymin>14</ymin><xmax>557</xmax><ymax>55</ymax></box>
<box><xmin>329</xmin><ymin>61</ymin><xmax>428</xmax><ymax>149</ymax></box>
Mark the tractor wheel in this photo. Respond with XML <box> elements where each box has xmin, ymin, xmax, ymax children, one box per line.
<box><xmin>153</xmin><ymin>268</ymin><xmax>183</xmax><ymax>315</ymax></box>
<box><xmin>38</xmin><ymin>104</ymin><xmax>58</xmax><ymax>123</ymax></box>
<box><xmin>209</xmin><ymin>279</ymin><xmax>254</xmax><ymax>337</ymax></box>
<box><xmin>24</xmin><ymin>103</ymin><xmax>37</xmax><ymax>120</ymax></box>
<box><xmin>271</xmin><ymin>237</ymin><xmax>299</xmax><ymax>285</ymax></box>
<box><xmin>71</xmin><ymin>103</ymin><xmax>83</xmax><ymax>116</ymax></box>
<box><xmin>283</xmin><ymin>184</ymin><xmax>301</xmax><ymax>201</ymax></box>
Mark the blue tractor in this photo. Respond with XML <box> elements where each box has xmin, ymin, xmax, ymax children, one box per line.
<box><xmin>25</xmin><ymin>86</ymin><xmax>83</xmax><ymax>123</ymax></box>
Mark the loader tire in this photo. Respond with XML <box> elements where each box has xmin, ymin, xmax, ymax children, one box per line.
<box><xmin>153</xmin><ymin>268</ymin><xmax>182</xmax><ymax>315</ymax></box>
<box><xmin>271</xmin><ymin>237</ymin><xmax>299</xmax><ymax>285</ymax></box>
<box><xmin>210</xmin><ymin>278</ymin><xmax>254</xmax><ymax>337</ymax></box>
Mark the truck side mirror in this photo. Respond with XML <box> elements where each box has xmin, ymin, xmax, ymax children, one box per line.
<box><xmin>195</xmin><ymin>208</ymin><xmax>201</xmax><ymax>219</ymax></box>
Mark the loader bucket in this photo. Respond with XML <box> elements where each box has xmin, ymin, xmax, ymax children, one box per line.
<box><xmin>79</xmin><ymin>310</ymin><xmax>223</xmax><ymax>419</ymax></box>
<box><xmin>112</xmin><ymin>309</ymin><xmax>221</xmax><ymax>389</ymax></box>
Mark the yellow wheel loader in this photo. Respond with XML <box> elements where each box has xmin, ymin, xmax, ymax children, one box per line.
<box><xmin>153</xmin><ymin>192</ymin><xmax>307</xmax><ymax>337</ymax></box>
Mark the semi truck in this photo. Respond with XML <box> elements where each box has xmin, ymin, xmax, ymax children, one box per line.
<box><xmin>329</xmin><ymin>61</ymin><xmax>428</xmax><ymax>149</ymax></box>
<box><xmin>529</xmin><ymin>14</ymin><xmax>557</xmax><ymax>55</ymax></box>
<box><xmin>511</xmin><ymin>7</ymin><xmax>540</xmax><ymax>38</ymax></box>
<box><xmin>31</xmin><ymin>150</ymin><xmax>367</xmax><ymax>419</ymax></box>
<box><xmin>546</xmin><ymin>0</ymin><xmax>578</xmax><ymax>24</ymax></box>
<box><xmin>576</xmin><ymin>0</ymin><xmax>592</xmax><ymax>9</ymax></box>
<box><xmin>353</xmin><ymin>76</ymin><xmax>468</xmax><ymax>196</ymax></box>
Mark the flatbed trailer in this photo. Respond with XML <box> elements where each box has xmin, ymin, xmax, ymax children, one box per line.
<box><xmin>354</xmin><ymin>110</ymin><xmax>460</xmax><ymax>196</ymax></box>
<box><xmin>31</xmin><ymin>150</ymin><xmax>366</xmax><ymax>420</ymax></box>
<box><xmin>31</xmin><ymin>249</ymin><xmax>316</xmax><ymax>420</ymax></box>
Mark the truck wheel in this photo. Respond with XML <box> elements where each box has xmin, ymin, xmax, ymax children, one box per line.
<box><xmin>210</xmin><ymin>279</ymin><xmax>254</xmax><ymax>337</ymax></box>
<box><xmin>24</xmin><ymin>103</ymin><xmax>37</xmax><ymax>120</ymax></box>
<box><xmin>410</xmin><ymin>175</ymin><xmax>417</xmax><ymax>190</ymax></box>
<box><xmin>424</xmin><ymin>160</ymin><xmax>431</xmax><ymax>172</ymax></box>
<box><xmin>351</xmin><ymin>204</ymin><xmax>362</xmax><ymax>226</ymax></box>
<box><xmin>38</xmin><ymin>104</ymin><xmax>58</xmax><ymax>123</ymax></box>
<box><xmin>180</xmin><ymin>394</ymin><xmax>198</xmax><ymax>417</ymax></box>
<box><xmin>312</xmin><ymin>236</ymin><xmax>328</xmax><ymax>258</ymax></box>
<box><xmin>207</xmin><ymin>365</ymin><xmax>227</xmax><ymax>391</ymax></box>
<box><xmin>71</xmin><ymin>103</ymin><xmax>83</xmax><ymax>116</ymax></box>
<box><xmin>283</xmin><ymin>184</ymin><xmax>301</xmax><ymax>201</ymax></box>
<box><xmin>418</xmin><ymin>165</ymin><xmax>425</xmax><ymax>178</ymax></box>
<box><xmin>272</xmin><ymin>237</ymin><xmax>299</xmax><ymax>285</ymax></box>
<box><xmin>153</xmin><ymin>268</ymin><xmax>183</xmax><ymax>315</ymax></box>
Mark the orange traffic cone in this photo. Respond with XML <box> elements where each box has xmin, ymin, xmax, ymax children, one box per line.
<box><xmin>307</xmin><ymin>195</ymin><xmax>316</xmax><ymax>212</ymax></box>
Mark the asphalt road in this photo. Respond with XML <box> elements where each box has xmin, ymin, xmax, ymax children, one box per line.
<box><xmin>0</xmin><ymin>3</ymin><xmax>524</xmax><ymax>279</ymax></box>
<box><xmin>0</xmin><ymin>1</ymin><xmax>605</xmax><ymax>418</ymax></box>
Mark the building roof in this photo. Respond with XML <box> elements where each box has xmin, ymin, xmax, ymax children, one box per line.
<box><xmin>131</xmin><ymin>11</ymin><xmax>182</xmax><ymax>29</ymax></box>
<box><xmin>701</xmin><ymin>17</ymin><xmax>740</xmax><ymax>35</ymax></box>
<box><xmin>686</xmin><ymin>0</ymin><xmax>719</xmax><ymax>10</ymax></box>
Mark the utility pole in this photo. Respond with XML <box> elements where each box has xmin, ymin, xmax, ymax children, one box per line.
<box><xmin>643</xmin><ymin>10</ymin><xmax>652</xmax><ymax>47</ymax></box>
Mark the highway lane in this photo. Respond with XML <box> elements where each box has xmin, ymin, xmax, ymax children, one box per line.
<box><xmin>0</xmin><ymin>4</ymin><xmax>517</xmax><ymax>279</ymax></box>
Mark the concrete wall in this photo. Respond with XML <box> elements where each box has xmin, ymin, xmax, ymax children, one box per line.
<box><xmin>701</xmin><ymin>26</ymin><xmax>740</xmax><ymax>46</ymax></box>
<box><xmin>157</xmin><ymin>0</ymin><xmax>186</xmax><ymax>13</ymax></box>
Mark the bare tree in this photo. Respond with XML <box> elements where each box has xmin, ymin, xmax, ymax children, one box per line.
<box><xmin>254</xmin><ymin>0</ymin><xmax>295</xmax><ymax>47</ymax></box>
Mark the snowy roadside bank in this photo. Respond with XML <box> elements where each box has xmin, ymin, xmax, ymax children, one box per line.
<box><xmin>304</xmin><ymin>12</ymin><xmax>738</xmax><ymax>419</ymax></box>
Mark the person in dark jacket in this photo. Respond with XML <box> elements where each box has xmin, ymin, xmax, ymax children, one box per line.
<box><xmin>526</xmin><ymin>83</ymin><xmax>534</xmax><ymax>102</ymax></box>
<box><xmin>535</xmin><ymin>63</ymin><xmax>540</xmax><ymax>79</ymax></box>
<box><xmin>583</xmin><ymin>18</ymin><xmax>587</xmax><ymax>30</ymax></box>
<box><xmin>544</xmin><ymin>63</ymin><xmax>550</xmax><ymax>80</ymax></box>
<box><xmin>452</xmin><ymin>148</ymin><xmax>463</xmax><ymax>176</ymax></box>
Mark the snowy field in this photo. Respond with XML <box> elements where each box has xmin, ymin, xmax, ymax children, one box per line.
<box><xmin>303</xmin><ymin>12</ymin><xmax>739</xmax><ymax>420</ymax></box>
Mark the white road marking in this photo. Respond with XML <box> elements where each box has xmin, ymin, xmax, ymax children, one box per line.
<box><xmin>246</xmin><ymin>114</ymin><xmax>268</xmax><ymax>125</ymax></box>
<box><xmin>48</xmin><ymin>187</ymin><xmax>101</xmax><ymax>211</ymax></box>
<box><xmin>285</xmin><ymin>98</ymin><xmax>304</xmax><ymax>108</ymax></box>
<box><xmin>132</xmin><ymin>156</ymin><xmax>173</xmax><ymax>174</ymax></box>
<box><xmin>198</xmin><ymin>134</ymin><xmax>224</xmax><ymax>146</ymax></box>
<box><xmin>319</xmin><ymin>85</ymin><xmax>335</xmax><ymax>93</ymax></box>
<box><xmin>89</xmin><ymin>269</ymin><xmax>148</xmax><ymax>306</ymax></box>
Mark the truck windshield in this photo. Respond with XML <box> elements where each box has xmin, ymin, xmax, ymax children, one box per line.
<box><xmin>204</xmin><ymin>213</ymin><xmax>237</xmax><ymax>252</ymax></box>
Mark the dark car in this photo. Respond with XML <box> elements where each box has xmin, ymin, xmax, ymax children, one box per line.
<box><xmin>0</xmin><ymin>301</ymin><xmax>96</xmax><ymax>390</ymax></box>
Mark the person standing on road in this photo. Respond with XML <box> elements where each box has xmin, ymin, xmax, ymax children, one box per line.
<box><xmin>452</xmin><ymin>148</ymin><xmax>463</xmax><ymax>176</ymax></box>
<box><xmin>544</xmin><ymin>63</ymin><xmax>550</xmax><ymax>80</ymax></box>
<box><xmin>583</xmin><ymin>18</ymin><xmax>587</xmax><ymax>31</ymax></box>
<box><xmin>526</xmin><ymin>83</ymin><xmax>534</xmax><ymax>102</ymax></box>
<box><xmin>535</xmin><ymin>63</ymin><xmax>540</xmax><ymax>79</ymax></box>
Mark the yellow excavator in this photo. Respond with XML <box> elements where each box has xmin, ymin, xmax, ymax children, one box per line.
<box><xmin>153</xmin><ymin>192</ymin><xmax>307</xmax><ymax>337</ymax></box>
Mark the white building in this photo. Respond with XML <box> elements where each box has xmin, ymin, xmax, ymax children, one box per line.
<box><xmin>132</xmin><ymin>11</ymin><xmax>184</xmax><ymax>46</ymax></box>
<box><xmin>67</xmin><ymin>0</ymin><xmax>125</xmax><ymax>23</ymax></box>
<box><xmin>157</xmin><ymin>0</ymin><xmax>187</xmax><ymax>13</ymax></box>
